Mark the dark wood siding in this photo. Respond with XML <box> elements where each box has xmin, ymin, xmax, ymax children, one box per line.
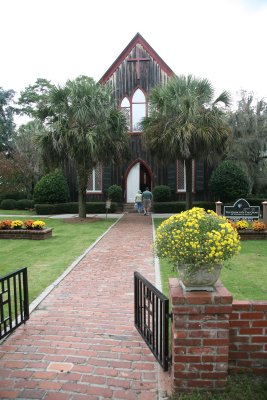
<box><xmin>106</xmin><ymin>44</ymin><xmax>170</xmax><ymax>103</ymax></box>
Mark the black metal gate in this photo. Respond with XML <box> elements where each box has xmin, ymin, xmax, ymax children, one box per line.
<box><xmin>0</xmin><ymin>267</ymin><xmax>29</xmax><ymax>340</ymax></box>
<box><xmin>134</xmin><ymin>271</ymin><xmax>171</xmax><ymax>371</ymax></box>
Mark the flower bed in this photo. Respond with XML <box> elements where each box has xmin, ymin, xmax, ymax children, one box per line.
<box><xmin>0</xmin><ymin>219</ymin><xmax>52</xmax><ymax>240</ymax></box>
<box><xmin>229</xmin><ymin>220</ymin><xmax>267</xmax><ymax>240</ymax></box>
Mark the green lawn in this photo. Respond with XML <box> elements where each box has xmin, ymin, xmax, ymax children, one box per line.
<box><xmin>0</xmin><ymin>217</ymin><xmax>117</xmax><ymax>303</ymax></box>
<box><xmin>0</xmin><ymin>209</ymin><xmax>36</xmax><ymax>216</ymax></box>
<box><xmin>153</xmin><ymin>218</ymin><xmax>267</xmax><ymax>300</ymax></box>
<box><xmin>170</xmin><ymin>374</ymin><xmax>267</xmax><ymax>400</ymax></box>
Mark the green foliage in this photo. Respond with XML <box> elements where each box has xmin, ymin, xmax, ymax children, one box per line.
<box><xmin>107</xmin><ymin>185</ymin><xmax>122</xmax><ymax>202</ymax></box>
<box><xmin>0</xmin><ymin>87</ymin><xmax>16</xmax><ymax>153</ymax></box>
<box><xmin>33</xmin><ymin>170</ymin><xmax>69</xmax><ymax>204</ymax></box>
<box><xmin>35</xmin><ymin>76</ymin><xmax>129</xmax><ymax>218</ymax></box>
<box><xmin>142</xmin><ymin>74</ymin><xmax>231</xmax><ymax>209</ymax></box>
<box><xmin>209</xmin><ymin>160</ymin><xmax>249</xmax><ymax>202</ymax></box>
<box><xmin>153</xmin><ymin>201</ymin><xmax>216</xmax><ymax>213</ymax></box>
<box><xmin>0</xmin><ymin>199</ymin><xmax>18</xmax><ymax>210</ymax></box>
<box><xmin>18</xmin><ymin>78</ymin><xmax>54</xmax><ymax>119</ymax></box>
<box><xmin>0</xmin><ymin>192</ymin><xmax>26</xmax><ymax>201</ymax></box>
<box><xmin>35</xmin><ymin>202</ymin><xmax>118</xmax><ymax>215</ymax></box>
<box><xmin>153</xmin><ymin>185</ymin><xmax>171</xmax><ymax>202</ymax></box>
<box><xmin>16</xmin><ymin>199</ymin><xmax>34</xmax><ymax>210</ymax></box>
<box><xmin>227</xmin><ymin>91</ymin><xmax>267</xmax><ymax>194</ymax></box>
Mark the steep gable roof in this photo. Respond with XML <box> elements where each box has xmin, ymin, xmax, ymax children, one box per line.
<box><xmin>99</xmin><ymin>33</ymin><xmax>173</xmax><ymax>83</ymax></box>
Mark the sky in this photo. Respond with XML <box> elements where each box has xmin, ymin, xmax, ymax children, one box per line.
<box><xmin>2</xmin><ymin>0</ymin><xmax>267</xmax><ymax>119</ymax></box>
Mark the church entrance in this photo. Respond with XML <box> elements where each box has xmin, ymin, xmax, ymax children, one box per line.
<box><xmin>126</xmin><ymin>161</ymin><xmax>152</xmax><ymax>203</ymax></box>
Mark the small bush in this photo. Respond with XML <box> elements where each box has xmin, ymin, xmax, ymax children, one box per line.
<box><xmin>0</xmin><ymin>220</ymin><xmax>12</xmax><ymax>229</ymax></box>
<box><xmin>24</xmin><ymin>220</ymin><xmax>35</xmax><ymax>229</ymax></box>
<box><xmin>0</xmin><ymin>199</ymin><xmax>18</xmax><ymax>210</ymax></box>
<box><xmin>16</xmin><ymin>199</ymin><xmax>35</xmax><ymax>210</ymax></box>
<box><xmin>209</xmin><ymin>161</ymin><xmax>249</xmax><ymax>202</ymax></box>
<box><xmin>11</xmin><ymin>220</ymin><xmax>23</xmax><ymax>229</ymax></box>
<box><xmin>107</xmin><ymin>185</ymin><xmax>122</xmax><ymax>202</ymax></box>
<box><xmin>33</xmin><ymin>170</ymin><xmax>69</xmax><ymax>204</ymax></box>
<box><xmin>153</xmin><ymin>186</ymin><xmax>171</xmax><ymax>202</ymax></box>
<box><xmin>252</xmin><ymin>221</ymin><xmax>266</xmax><ymax>231</ymax></box>
<box><xmin>236</xmin><ymin>220</ymin><xmax>249</xmax><ymax>230</ymax></box>
<box><xmin>0</xmin><ymin>192</ymin><xmax>27</xmax><ymax>201</ymax></box>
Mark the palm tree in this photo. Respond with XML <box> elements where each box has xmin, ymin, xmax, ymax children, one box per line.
<box><xmin>142</xmin><ymin>75</ymin><xmax>231</xmax><ymax>209</ymax></box>
<box><xmin>38</xmin><ymin>76</ymin><xmax>129</xmax><ymax>218</ymax></box>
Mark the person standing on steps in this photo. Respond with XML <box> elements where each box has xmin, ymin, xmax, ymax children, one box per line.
<box><xmin>135</xmin><ymin>190</ymin><xmax>143</xmax><ymax>213</ymax></box>
<box><xmin>142</xmin><ymin>187</ymin><xmax>153</xmax><ymax>215</ymax></box>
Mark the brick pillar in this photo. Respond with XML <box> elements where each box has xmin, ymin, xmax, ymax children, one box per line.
<box><xmin>262</xmin><ymin>201</ymin><xmax>267</xmax><ymax>226</ymax></box>
<box><xmin>169</xmin><ymin>279</ymin><xmax>233</xmax><ymax>392</ymax></box>
<box><xmin>215</xmin><ymin>201</ymin><xmax>223</xmax><ymax>216</ymax></box>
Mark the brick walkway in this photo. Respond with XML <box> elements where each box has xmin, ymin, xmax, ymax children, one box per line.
<box><xmin>0</xmin><ymin>214</ymin><xmax>170</xmax><ymax>400</ymax></box>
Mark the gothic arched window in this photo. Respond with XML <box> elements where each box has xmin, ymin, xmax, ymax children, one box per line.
<box><xmin>87</xmin><ymin>164</ymin><xmax>102</xmax><ymax>193</ymax></box>
<box><xmin>132</xmin><ymin>89</ymin><xmax>146</xmax><ymax>132</ymax></box>
<box><xmin>120</xmin><ymin>89</ymin><xmax>147</xmax><ymax>133</ymax></box>
<box><xmin>177</xmin><ymin>160</ymin><xmax>196</xmax><ymax>193</ymax></box>
<box><xmin>120</xmin><ymin>97</ymin><xmax>130</xmax><ymax>130</ymax></box>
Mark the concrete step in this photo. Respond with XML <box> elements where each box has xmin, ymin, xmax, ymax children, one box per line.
<box><xmin>123</xmin><ymin>203</ymin><xmax>136</xmax><ymax>213</ymax></box>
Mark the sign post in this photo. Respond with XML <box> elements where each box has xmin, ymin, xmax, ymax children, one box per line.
<box><xmin>105</xmin><ymin>199</ymin><xmax>111</xmax><ymax>219</ymax></box>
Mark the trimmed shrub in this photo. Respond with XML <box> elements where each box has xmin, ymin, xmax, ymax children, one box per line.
<box><xmin>0</xmin><ymin>199</ymin><xmax>18</xmax><ymax>210</ymax></box>
<box><xmin>153</xmin><ymin>201</ymin><xmax>216</xmax><ymax>213</ymax></box>
<box><xmin>107</xmin><ymin>185</ymin><xmax>122</xmax><ymax>202</ymax></box>
<box><xmin>16</xmin><ymin>199</ymin><xmax>35</xmax><ymax>210</ymax></box>
<box><xmin>153</xmin><ymin>186</ymin><xmax>171</xmax><ymax>202</ymax></box>
<box><xmin>33</xmin><ymin>170</ymin><xmax>69</xmax><ymax>204</ymax></box>
<box><xmin>153</xmin><ymin>202</ymin><xmax>186</xmax><ymax>213</ymax></box>
<box><xmin>209</xmin><ymin>161</ymin><xmax>249</xmax><ymax>203</ymax></box>
<box><xmin>0</xmin><ymin>192</ymin><xmax>27</xmax><ymax>201</ymax></box>
<box><xmin>35</xmin><ymin>202</ymin><xmax>118</xmax><ymax>215</ymax></box>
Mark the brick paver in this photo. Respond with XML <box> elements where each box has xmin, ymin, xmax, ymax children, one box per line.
<box><xmin>0</xmin><ymin>214</ymin><xmax>169</xmax><ymax>399</ymax></box>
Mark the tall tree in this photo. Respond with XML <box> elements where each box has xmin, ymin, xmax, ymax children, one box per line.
<box><xmin>142</xmin><ymin>75</ymin><xmax>231</xmax><ymax>209</ymax></box>
<box><xmin>37</xmin><ymin>76</ymin><xmax>129</xmax><ymax>218</ymax></box>
<box><xmin>0</xmin><ymin>87</ymin><xmax>16</xmax><ymax>153</ymax></box>
<box><xmin>17</xmin><ymin>78</ymin><xmax>54</xmax><ymax>119</ymax></box>
<box><xmin>15</xmin><ymin>120</ymin><xmax>45</xmax><ymax>196</ymax></box>
<box><xmin>227</xmin><ymin>91</ymin><xmax>267</xmax><ymax>194</ymax></box>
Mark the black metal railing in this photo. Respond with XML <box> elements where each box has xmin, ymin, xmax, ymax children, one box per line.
<box><xmin>0</xmin><ymin>267</ymin><xmax>29</xmax><ymax>340</ymax></box>
<box><xmin>134</xmin><ymin>271</ymin><xmax>170</xmax><ymax>371</ymax></box>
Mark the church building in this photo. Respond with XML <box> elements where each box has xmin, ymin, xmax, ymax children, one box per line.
<box><xmin>85</xmin><ymin>33</ymin><xmax>206</xmax><ymax>204</ymax></box>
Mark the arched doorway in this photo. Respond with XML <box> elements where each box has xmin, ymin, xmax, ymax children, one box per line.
<box><xmin>125</xmin><ymin>161</ymin><xmax>152</xmax><ymax>203</ymax></box>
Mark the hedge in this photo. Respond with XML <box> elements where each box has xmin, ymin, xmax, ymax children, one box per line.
<box><xmin>35</xmin><ymin>202</ymin><xmax>118</xmax><ymax>215</ymax></box>
<box><xmin>0</xmin><ymin>199</ymin><xmax>18</xmax><ymax>210</ymax></box>
<box><xmin>152</xmin><ymin>201</ymin><xmax>216</xmax><ymax>213</ymax></box>
<box><xmin>16</xmin><ymin>199</ymin><xmax>35</xmax><ymax>210</ymax></box>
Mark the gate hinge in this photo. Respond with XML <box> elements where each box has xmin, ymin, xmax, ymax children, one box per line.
<box><xmin>167</xmin><ymin>312</ymin><xmax>173</xmax><ymax>321</ymax></box>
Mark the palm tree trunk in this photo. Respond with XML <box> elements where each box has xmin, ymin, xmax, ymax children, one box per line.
<box><xmin>185</xmin><ymin>158</ymin><xmax>193</xmax><ymax>210</ymax></box>
<box><xmin>77</xmin><ymin>169</ymin><xmax>88</xmax><ymax>218</ymax></box>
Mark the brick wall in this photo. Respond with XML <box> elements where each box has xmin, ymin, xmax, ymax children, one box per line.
<box><xmin>169</xmin><ymin>279</ymin><xmax>267</xmax><ymax>392</ymax></box>
<box><xmin>169</xmin><ymin>279</ymin><xmax>233</xmax><ymax>391</ymax></box>
<box><xmin>229</xmin><ymin>300</ymin><xmax>267</xmax><ymax>375</ymax></box>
